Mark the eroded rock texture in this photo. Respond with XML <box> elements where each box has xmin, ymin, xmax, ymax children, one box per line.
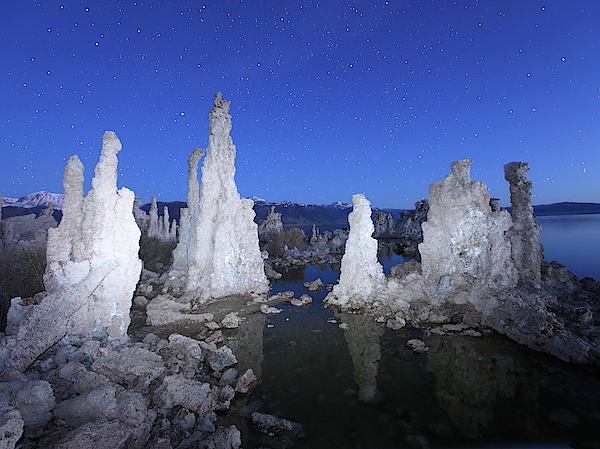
<box><xmin>419</xmin><ymin>158</ymin><xmax>517</xmax><ymax>289</ymax></box>
<box><xmin>371</xmin><ymin>211</ymin><xmax>394</xmax><ymax>238</ymax></box>
<box><xmin>325</xmin><ymin>194</ymin><xmax>385</xmax><ymax>309</ymax></box>
<box><xmin>0</xmin><ymin>131</ymin><xmax>141</xmax><ymax>376</ymax></box>
<box><xmin>504</xmin><ymin>161</ymin><xmax>543</xmax><ymax>286</ymax></box>
<box><xmin>44</xmin><ymin>131</ymin><xmax>142</xmax><ymax>339</ymax></box>
<box><xmin>169</xmin><ymin>93</ymin><xmax>268</xmax><ymax>303</ymax></box>
<box><xmin>258</xmin><ymin>206</ymin><xmax>284</xmax><ymax>238</ymax></box>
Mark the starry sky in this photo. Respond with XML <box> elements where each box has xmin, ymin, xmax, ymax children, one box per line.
<box><xmin>2</xmin><ymin>0</ymin><xmax>600</xmax><ymax>209</ymax></box>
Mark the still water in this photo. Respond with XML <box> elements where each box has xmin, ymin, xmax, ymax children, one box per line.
<box><xmin>236</xmin><ymin>215</ymin><xmax>600</xmax><ymax>448</ymax></box>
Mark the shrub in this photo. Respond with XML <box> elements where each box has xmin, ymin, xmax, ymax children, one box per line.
<box><xmin>139</xmin><ymin>235</ymin><xmax>177</xmax><ymax>272</ymax></box>
<box><xmin>264</xmin><ymin>228</ymin><xmax>306</xmax><ymax>258</ymax></box>
<box><xmin>0</xmin><ymin>245</ymin><xmax>46</xmax><ymax>331</ymax></box>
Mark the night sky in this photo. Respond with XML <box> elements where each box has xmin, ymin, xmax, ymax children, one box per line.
<box><xmin>2</xmin><ymin>0</ymin><xmax>599</xmax><ymax>209</ymax></box>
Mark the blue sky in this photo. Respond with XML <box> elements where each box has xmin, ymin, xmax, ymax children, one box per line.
<box><xmin>2</xmin><ymin>0</ymin><xmax>599</xmax><ymax>208</ymax></box>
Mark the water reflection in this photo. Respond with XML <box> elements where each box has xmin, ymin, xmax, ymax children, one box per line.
<box><xmin>335</xmin><ymin>311</ymin><xmax>385</xmax><ymax>402</ymax></box>
<box><xmin>425</xmin><ymin>334</ymin><xmax>540</xmax><ymax>440</ymax></box>
<box><xmin>225</xmin><ymin>264</ymin><xmax>600</xmax><ymax>448</ymax></box>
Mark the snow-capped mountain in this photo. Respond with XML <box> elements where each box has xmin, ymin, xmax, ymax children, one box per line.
<box><xmin>2</xmin><ymin>191</ymin><xmax>64</xmax><ymax>210</ymax></box>
<box><xmin>329</xmin><ymin>201</ymin><xmax>352</xmax><ymax>210</ymax></box>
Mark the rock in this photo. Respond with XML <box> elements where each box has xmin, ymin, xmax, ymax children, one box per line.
<box><xmin>205</xmin><ymin>321</ymin><xmax>221</xmax><ymax>330</ymax></box>
<box><xmin>199</xmin><ymin>425</ymin><xmax>242</xmax><ymax>449</ymax></box>
<box><xmin>147</xmin><ymin>196</ymin><xmax>176</xmax><ymax>242</ymax></box>
<box><xmin>133</xmin><ymin>296</ymin><xmax>149</xmax><ymax>308</ymax></box>
<box><xmin>205</xmin><ymin>345</ymin><xmax>237</xmax><ymax>372</ymax></box>
<box><xmin>146</xmin><ymin>296</ymin><xmax>214</xmax><ymax>326</ymax></box>
<box><xmin>153</xmin><ymin>375</ymin><xmax>234</xmax><ymax>415</ymax></box>
<box><xmin>0</xmin><ymin>402</ymin><xmax>23</xmax><ymax>449</ymax></box>
<box><xmin>52</xmin><ymin>419</ymin><xmax>134</xmax><ymax>449</ymax></box>
<box><xmin>143</xmin><ymin>333</ymin><xmax>161</xmax><ymax>346</ymax></box>
<box><xmin>260</xmin><ymin>304</ymin><xmax>282</xmax><ymax>315</ymax></box>
<box><xmin>53</xmin><ymin>384</ymin><xmax>119</xmax><ymax>427</ymax></box>
<box><xmin>221</xmin><ymin>312</ymin><xmax>241</xmax><ymax>329</ymax></box>
<box><xmin>234</xmin><ymin>369</ymin><xmax>257</xmax><ymax>394</ymax></box>
<box><xmin>167</xmin><ymin>333</ymin><xmax>205</xmax><ymax>371</ymax></box>
<box><xmin>251</xmin><ymin>412</ymin><xmax>303</xmax><ymax>437</ymax></box>
<box><xmin>303</xmin><ymin>278</ymin><xmax>324</xmax><ymax>292</ymax></box>
<box><xmin>386</xmin><ymin>317</ymin><xmax>406</xmax><ymax>331</ymax></box>
<box><xmin>299</xmin><ymin>294</ymin><xmax>313</xmax><ymax>305</ymax></box>
<box><xmin>258</xmin><ymin>206</ymin><xmax>284</xmax><ymax>238</ymax></box>
<box><xmin>406</xmin><ymin>339</ymin><xmax>429</xmax><ymax>353</ymax></box>
<box><xmin>372</xmin><ymin>211</ymin><xmax>394</xmax><ymax>238</ymax></box>
<box><xmin>0</xmin><ymin>132</ymin><xmax>142</xmax><ymax>376</ymax></box>
<box><xmin>58</xmin><ymin>362</ymin><xmax>111</xmax><ymax>394</ymax></box>
<box><xmin>325</xmin><ymin>194</ymin><xmax>385</xmax><ymax>308</ymax></box>
<box><xmin>173</xmin><ymin>408</ymin><xmax>196</xmax><ymax>430</ymax></box>
<box><xmin>91</xmin><ymin>346</ymin><xmax>165</xmax><ymax>392</ymax></box>
<box><xmin>504</xmin><ymin>161</ymin><xmax>544</xmax><ymax>286</ymax></box>
<box><xmin>419</xmin><ymin>159</ymin><xmax>517</xmax><ymax>288</ymax></box>
<box><xmin>219</xmin><ymin>368</ymin><xmax>238</xmax><ymax>387</ymax></box>
<box><xmin>268</xmin><ymin>291</ymin><xmax>294</xmax><ymax>301</ymax></box>
<box><xmin>170</xmin><ymin>93</ymin><xmax>269</xmax><ymax>303</ymax></box>
<box><xmin>0</xmin><ymin>380</ymin><xmax>55</xmax><ymax>427</ymax></box>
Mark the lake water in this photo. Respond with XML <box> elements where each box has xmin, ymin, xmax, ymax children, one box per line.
<box><xmin>537</xmin><ymin>214</ymin><xmax>600</xmax><ymax>281</ymax></box>
<box><xmin>234</xmin><ymin>214</ymin><xmax>600</xmax><ymax>448</ymax></box>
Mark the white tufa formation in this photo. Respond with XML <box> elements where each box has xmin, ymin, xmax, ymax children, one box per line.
<box><xmin>504</xmin><ymin>161</ymin><xmax>543</xmax><ymax>286</ymax></box>
<box><xmin>418</xmin><ymin>158</ymin><xmax>517</xmax><ymax>288</ymax></box>
<box><xmin>43</xmin><ymin>131</ymin><xmax>142</xmax><ymax>340</ymax></box>
<box><xmin>171</xmin><ymin>93</ymin><xmax>269</xmax><ymax>303</ymax></box>
<box><xmin>325</xmin><ymin>194</ymin><xmax>385</xmax><ymax>308</ymax></box>
<box><xmin>147</xmin><ymin>196</ymin><xmax>176</xmax><ymax>242</ymax></box>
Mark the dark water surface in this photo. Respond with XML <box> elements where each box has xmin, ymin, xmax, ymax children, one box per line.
<box><xmin>537</xmin><ymin>214</ymin><xmax>600</xmax><ymax>282</ymax></box>
<box><xmin>235</xmin><ymin>215</ymin><xmax>600</xmax><ymax>448</ymax></box>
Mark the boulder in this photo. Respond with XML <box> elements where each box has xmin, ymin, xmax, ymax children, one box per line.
<box><xmin>0</xmin><ymin>402</ymin><xmax>23</xmax><ymax>449</ymax></box>
<box><xmin>0</xmin><ymin>381</ymin><xmax>55</xmax><ymax>427</ymax></box>
<box><xmin>91</xmin><ymin>347</ymin><xmax>165</xmax><ymax>392</ymax></box>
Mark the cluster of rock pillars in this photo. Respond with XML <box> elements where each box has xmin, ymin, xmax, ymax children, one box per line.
<box><xmin>0</xmin><ymin>93</ymin><xmax>598</xmax><ymax>448</ymax></box>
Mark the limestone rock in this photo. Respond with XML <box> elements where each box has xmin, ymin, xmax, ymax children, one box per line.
<box><xmin>58</xmin><ymin>362</ymin><xmax>111</xmax><ymax>394</ymax></box>
<box><xmin>53</xmin><ymin>384</ymin><xmax>119</xmax><ymax>427</ymax></box>
<box><xmin>167</xmin><ymin>333</ymin><xmax>204</xmax><ymax>371</ymax></box>
<box><xmin>221</xmin><ymin>312</ymin><xmax>242</xmax><ymax>329</ymax></box>
<box><xmin>258</xmin><ymin>206</ymin><xmax>284</xmax><ymax>238</ymax></box>
<box><xmin>133</xmin><ymin>196</ymin><xmax>149</xmax><ymax>232</ymax></box>
<box><xmin>260</xmin><ymin>304</ymin><xmax>282</xmax><ymax>315</ymax></box>
<box><xmin>406</xmin><ymin>339</ymin><xmax>429</xmax><ymax>353</ymax></box>
<box><xmin>0</xmin><ymin>131</ymin><xmax>141</xmax><ymax>375</ymax></box>
<box><xmin>504</xmin><ymin>161</ymin><xmax>543</xmax><ymax>286</ymax></box>
<box><xmin>153</xmin><ymin>375</ymin><xmax>233</xmax><ymax>414</ymax></box>
<box><xmin>0</xmin><ymin>402</ymin><xmax>23</xmax><ymax>449</ymax></box>
<box><xmin>91</xmin><ymin>347</ymin><xmax>165</xmax><ymax>392</ymax></box>
<box><xmin>146</xmin><ymin>295</ymin><xmax>214</xmax><ymax>326</ymax></box>
<box><xmin>147</xmin><ymin>196</ymin><xmax>176</xmax><ymax>242</ymax></box>
<box><xmin>372</xmin><ymin>210</ymin><xmax>394</xmax><ymax>238</ymax></box>
<box><xmin>234</xmin><ymin>368</ymin><xmax>257</xmax><ymax>394</ymax></box>
<box><xmin>0</xmin><ymin>380</ymin><xmax>55</xmax><ymax>427</ymax></box>
<box><xmin>251</xmin><ymin>412</ymin><xmax>303</xmax><ymax>437</ymax></box>
<box><xmin>170</xmin><ymin>93</ymin><xmax>269</xmax><ymax>303</ymax></box>
<box><xmin>200</xmin><ymin>425</ymin><xmax>242</xmax><ymax>449</ymax></box>
<box><xmin>325</xmin><ymin>194</ymin><xmax>385</xmax><ymax>308</ymax></box>
<box><xmin>52</xmin><ymin>419</ymin><xmax>134</xmax><ymax>449</ymax></box>
<box><xmin>303</xmin><ymin>278</ymin><xmax>324</xmax><ymax>292</ymax></box>
<box><xmin>44</xmin><ymin>131</ymin><xmax>142</xmax><ymax>340</ymax></box>
<box><xmin>419</xmin><ymin>159</ymin><xmax>517</xmax><ymax>289</ymax></box>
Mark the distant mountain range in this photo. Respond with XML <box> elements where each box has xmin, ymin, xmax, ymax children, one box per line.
<box><xmin>3</xmin><ymin>191</ymin><xmax>600</xmax><ymax>224</ymax></box>
<box><xmin>2</xmin><ymin>191</ymin><xmax>64</xmax><ymax>210</ymax></box>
